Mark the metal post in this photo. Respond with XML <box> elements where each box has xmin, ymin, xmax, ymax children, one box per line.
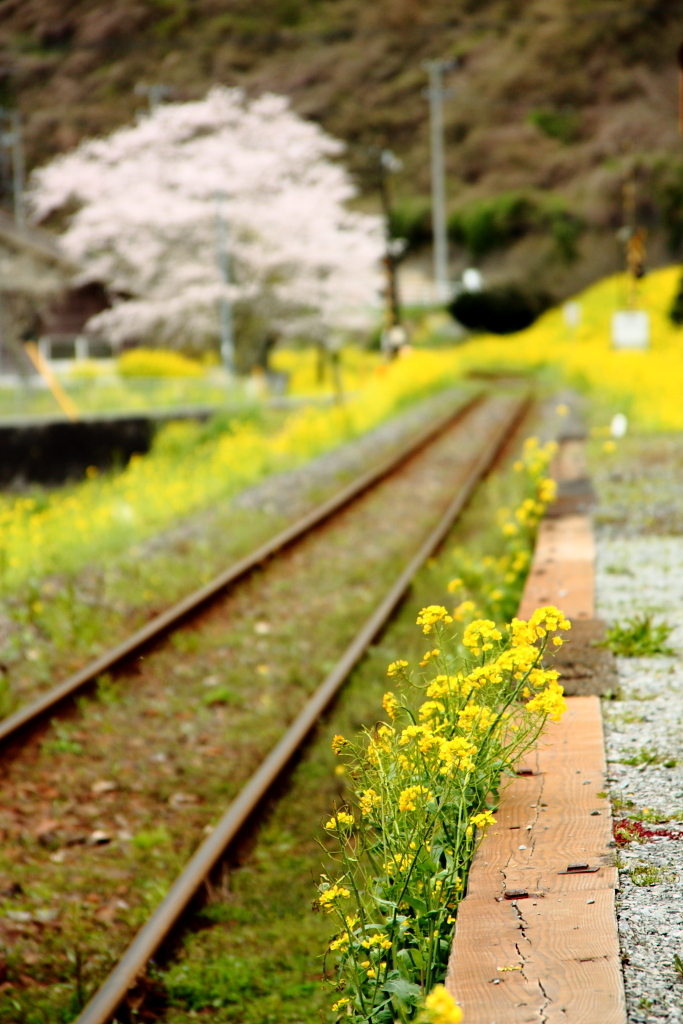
<box><xmin>134</xmin><ymin>83</ymin><xmax>173</xmax><ymax>113</ymax></box>
<box><xmin>424</xmin><ymin>60</ymin><xmax>450</xmax><ymax>304</ymax></box>
<box><xmin>10</xmin><ymin>111</ymin><xmax>24</xmax><ymax>231</ymax></box>
<box><xmin>378</xmin><ymin>149</ymin><xmax>402</xmax><ymax>329</ymax></box>
<box><xmin>215</xmin><ymin>191</ymin><xmax>235</xmax><ymax>375</ymax></box>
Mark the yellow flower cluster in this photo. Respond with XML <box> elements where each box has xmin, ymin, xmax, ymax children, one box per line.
<box><xmin>382</xmin><ymin>691</ymin><xmax>399</xmax><ymax>719</ymax></box>
<box><xmin>452</xmin><ymin>266</ymin><xmax>683</xmax><ymax>433</ymax></box>
<box><xmin>386</xmin><ymin>659</ymin><xmax>408</xmax><ymax>677</ymax></box>
<box><xmin>318</xmin><ymin>884</ymin><xmax>351</xmax><ymax>912</ymax></box>
<box><xmin>331</xmin><ymin>734</ymin><xmax>349</xmax><ymax>755</ymax></box>
<box><xmin>525</xmin><ymin>680</ymin><xmax>567</xmax><ymax>722</ymax></box>
<box><xmin>321</xmin><ymin>603</ymin><xmax>570</xmax><ymax>1022</ymax></box>
<box><xmin>398</xmin><ymin>785</ymin><xmax>434</xmax><ymax>812</ymax></box>
<box><xmin>360</xmin><ymin>933</ymin><xmax>392</xmax><ymax>950</ymax></box>
<box><xmin>359</xmin><ymin>788</ymin><xmax>381</xmax><ymax>815</ymax></box>
<box><xmin>462</xmin><ymin>618</ymin><xmax>502</xmax><ymax>653</ymax></box>
<box><xmin>325</xmin><ymin>811</ymin><xmax>355</xmax><ymax>831</ymax></box>
<box><xmin>422</xmin><ymin>985</ymin><xmax>463</xmax><ymax>1024</ymax></box>
<box><xmin>470</xmin><ymin>809</ymin><xmax>496</xmax><ymax>830</ymax></box>
<box><xmin>416</xmin><ymin>605</ymin><xmax>453</xmax><ymax>634</ymax></box>
<box><xmin>511</xmin><ymin>606</ymin><xmax>571</xmax><ymax>646</ymax></box>
<box><xmin>0</xmin><ymin>345</ymin><xmax>475</xmax><ymax>595</ymax></box>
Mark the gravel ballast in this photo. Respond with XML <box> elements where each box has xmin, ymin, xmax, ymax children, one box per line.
<box><xmin>595</xmin><ymin>447</ymin><xmax>683</xmax><ymax>1022</ymax></box>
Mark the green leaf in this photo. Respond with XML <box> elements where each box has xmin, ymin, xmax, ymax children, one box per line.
<box><xmin>384</xmin><ymin>977</ymin><xmax>422</xmax><ymax>1007</ymax></box>
<box><xmin>403</xmin><ymin>896</ymin><xmax>428</xmax><ymax>915</ymax></box>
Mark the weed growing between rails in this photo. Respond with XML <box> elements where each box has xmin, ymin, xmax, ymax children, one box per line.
<box><xmin>445</xmin><ymin>438</ymin><xmax>557</xmax><ymax>625</ymax></box>
<box><xmin>318</xmin><ymin>606</ymin><xmax>570</xmax><ymax>1023</ymax></box>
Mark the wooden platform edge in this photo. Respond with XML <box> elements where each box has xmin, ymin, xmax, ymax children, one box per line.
<box><xmin>445</xmin><ymin>447</ymin><xmax>626</xmax><ymax>1023</ymax></box>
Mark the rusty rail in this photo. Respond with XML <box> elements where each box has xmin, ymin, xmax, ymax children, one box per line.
<box><xmin>0</xmin><ymin>389</ymin><xmax>484</xmax><ymax>746</ymax></box>
<box><xmin>73</xmin><ymin>392</ymin><xmax>529</xmax><ymax>1024</ymax></box>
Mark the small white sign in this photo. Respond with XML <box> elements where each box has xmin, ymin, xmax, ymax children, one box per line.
<box><xmin>563</xmin><ymin>301</ymin><xmax>581</xmax><ymax>329</ymax></box>
<box><xmin>612</xmin><ymin>310</ymin><xmax>649</xmax><ymax>350</ymax></box>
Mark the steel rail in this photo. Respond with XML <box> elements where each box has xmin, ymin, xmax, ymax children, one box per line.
<box><xmin>73</xmin><ymin>392</ymin><xmax>529</xmax><ymax>1024</ymax></box>
<box><xmin>0</xmin><ymin>388</ymin><xmax>481</xmax><ymax>746</ymax></box>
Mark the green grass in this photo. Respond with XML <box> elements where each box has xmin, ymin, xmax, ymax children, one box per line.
<box><xmin>602</xmin><ymin>614</ymin><xmax>676</xmax><ymax>657</ymax></box>
<box><xmin>630</xmin><ymin>864</ymin><xmax>667</xmax><ymax>887</ymax></box>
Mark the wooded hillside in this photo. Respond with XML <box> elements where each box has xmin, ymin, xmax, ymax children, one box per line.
<box><xmin>1</xmin><ymin>0</ymin><xmax>682</xmax><ymax>300</ymax></box>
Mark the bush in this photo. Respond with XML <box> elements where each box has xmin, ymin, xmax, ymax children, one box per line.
<box><xmin>670</xmin><ymin>274</ymin><xmax>683</xmax><ymax>325</ymax></box>
<box><xmin>448</xmin><ymin>192</ymin><xmax>538</xmax><ymax>259</ymax></box>
<box><xmin>447</xmin><ymin>192</ymin><xmax>583</xmax><ymax>262</ymax></box>
<box><xmin>449</xmin><ymin>285</ymin><xmax>550</xmax><ymax>334</ymax></box>
<box><xmin>118</xmin><ymin>348</ymin><xmax>205</xmax><ymax>377</ymax></box>
<box><xmin>653</xmin><ymin>161</ymin><xmax>683</xmax><ymax>253</ymax></box>
<box><xmin>528</xmin><ymin>107</ymin><xmax>581</xmax><ymax>144</ymax></box>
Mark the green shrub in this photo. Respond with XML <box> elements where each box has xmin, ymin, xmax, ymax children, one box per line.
<box><xmin>528</xmin><ymin>107</ymin><xmax>581</xmax><ymax>144</ymax></box>
<box><xmin>670</xmin><ymin>274</ymin><xmax>683</xmax><ymax>325</ymax></box>
<box><xmin>450</xmin><ymin>285</ymin><xmax>550</xmax><ymax>334</ymax></box>
<box><xmin>602</xmin><ymin>614</ymin><xmax>676</xmax><ymax>657</ymax></box>
<box><xmin>449</xmin><ymin>192</ymin><xmax>537</xmax><ymax>259</ymax></box>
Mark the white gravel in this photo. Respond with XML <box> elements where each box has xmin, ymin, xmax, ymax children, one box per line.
<box><xmin>597</xmin><ymin>534</ymin><xmax>683</xmax><ymax>1022</ymax></box>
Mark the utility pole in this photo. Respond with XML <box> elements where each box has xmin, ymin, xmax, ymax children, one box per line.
<box><xmin>377</xmin><ymin>148</ymin><xmax>403</xmax><ymax>330</ymax></box>
<box><xmin>0</xmin><ymin>110</ymin><xmax>25</xmax><ymax>230</ymax></box>
<box><xmin>423</xmin><ymin>59</ymin><xmax>455</xmax><ymax>304</ymax></box>
<box><xmin>215</xmin><ymin>191</ymin><xmax>235</xmax><ymax>375</ymax></box>
<box><xmin>10</xmin><ymin>112</ymin><xmax>25</xmax><ymax>231</ymax></box>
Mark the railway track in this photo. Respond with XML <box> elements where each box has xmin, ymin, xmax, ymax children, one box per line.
<box><xmin>0</xmin><ymin>390</ymin><xmax>529</xmax><ymax>1023</ymax></box>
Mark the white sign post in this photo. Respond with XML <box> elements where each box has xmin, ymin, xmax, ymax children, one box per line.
<box><xmin>612</xmin><ymin>310</ymin><xmax>649</xmax><ymax>350</ymax></box>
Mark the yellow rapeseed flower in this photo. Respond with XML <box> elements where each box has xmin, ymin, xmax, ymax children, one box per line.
<box><xmin>462</xmin><ymin>619</ymin><xmax>502</xmax><ymax>653</ymax></box>
<box><xmin>422</xmin><ymin>984</ymin><xmax>463</xmax><ymax>1024</ymax></box>
<box><xmin>416</xmin><ymin>605</ymin><xmax>453</xmax><ymax>634</ymax></box>
<box><xmin>382</xmin><ymin>691</ymin><xmax>399</xmax><ymax>719</ymax></box>
<box><xmin>398</xmin><ymin>785</ymin><xmax>433</xmax><ymax>812</ymax></box>
<box><xmin>324</xmin><ymin>811</ymin><xmax>355</xmax><ymax>831</ymax></box>
<box><xmin>331</xmin><ymin>735</ymin><xmax>349</xmax><ymax>755</ymax></box>
<box><xmin>387</xmin><ymin>659</ymin><xmax>408</xmax><ymax>677</ymax></box>
<box><xmin>317</xmin><ymin>884</ymin><xmax>351</xmax><ymax>912</ymax></box>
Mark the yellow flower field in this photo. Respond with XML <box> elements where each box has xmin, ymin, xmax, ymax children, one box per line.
<box><xmin>0</xmin><ymin>349</ymin><xmax>465</xmax><ymax>592</ymax></box>
<box><xmin>457</xmin><ymin>265</ymin><xmax>683</xmax><ymax>431</ymax></box>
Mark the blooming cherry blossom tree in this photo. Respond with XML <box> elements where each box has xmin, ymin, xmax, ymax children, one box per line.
<box><xmin>28</xmin><ymin>87</ymin><xmax>384</xmax><ymax>363</ymax></box>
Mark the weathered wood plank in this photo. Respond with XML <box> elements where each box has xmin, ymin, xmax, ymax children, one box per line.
<box><xmin>518</xmin><ymin>514</ymin><xmax>594</xmax><ymax>621</ymax></box>
<box><xmin>449</xmin><ymin>889</ymin><xmax>624</xmax><ymax>1024</ymax></box>
<box><xmin>445</xmin><ymin>498</ymin><xmax>626</xmax><ymax>1022</ymax></box>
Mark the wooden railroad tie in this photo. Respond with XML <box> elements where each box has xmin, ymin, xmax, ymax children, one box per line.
<box><xmin>446</xmin><ymin>436</ymin><xmax>626</xmax><ymax>1023</ymax></box>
